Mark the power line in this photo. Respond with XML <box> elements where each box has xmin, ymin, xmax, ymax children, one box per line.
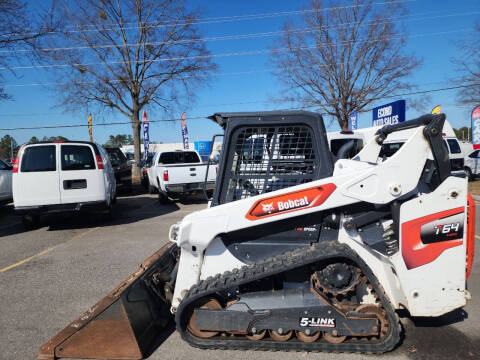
<box><xmin>4</xmin><ymin>7</ymin><xmax>474</xmax><ymax>55</ymax></box>
<box><xmin>0</xmin><ymin>0</ymin><xmax>414</xmax><ymax>39</ymax></box>
<box><xmin>0</xmin><ymin>80</ymin><xmax>476</xmax><ymax>117</ymax></box>
<box><xmin>0</xmin><ymin>27</ymin><xmax>472</xmax><ymax>72</ymax></box>
<box><xmin>0</xmin><ymin>82</ymin><xmax>477</xmax><ymax>131</ymax></box>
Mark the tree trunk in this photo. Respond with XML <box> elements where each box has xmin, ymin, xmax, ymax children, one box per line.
<box><xmin>131</xmin><ymin>109</ymin><xmax>142</xmax><ymax>183</ymax></box>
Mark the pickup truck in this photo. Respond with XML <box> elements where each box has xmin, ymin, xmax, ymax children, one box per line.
<box><xmin>147</xmin><ymin>150</ymin><xmax>217</xmax><ymax>203</ymax></box>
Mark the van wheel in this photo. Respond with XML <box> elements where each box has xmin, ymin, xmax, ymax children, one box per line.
<box><xmin>22</xmin><ymin>215</ymin><xmax>40</xmax><ymax>230</ymax></box>
<box><xmin>465</xmin><ymin>167</ymin><xmax>473</xmax><ymax>181</ymax></box>
<box><xmin>158</xmin><ymin>192</ymin><xmax>170</xmax><ymax>204</ymax></box>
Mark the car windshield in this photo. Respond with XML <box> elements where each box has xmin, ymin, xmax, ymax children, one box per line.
<box><xmin>21</xmin><ymin>145</ymin><xmax>56</xmax><ymax>172</ymax></box>
<box><xmin>159</xmin><ymin>151</ymin><xmax>200</xmax><ymax>164</ymax></box>
<box><xmin>106</xmin><ymin>148</ymin><xmax>126</xmax><ymax>166</ymax></box>
<box><xmin>61</xmin><ymin>145</ymin><xmax>96</xmax><ymax>170</ymax></box>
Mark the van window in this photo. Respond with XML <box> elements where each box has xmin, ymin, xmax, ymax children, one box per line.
<box><xmin>330</xmin><ymin>138</ymin><xmax>363</xmax><ymax>158</ymax></box>
<box><xmin>61</xmin><ymin>145</ymin><xmax>96</xmax><ymax>170</ymax></box>
<box><xmin>446</xmin><ymin>139</ymin><xmax>461</xmax><ymax>154</ymax></box>
<box><xmin>159</xmin><ymin>151</ymin><xmax>200</xmax><ymax>164</ymax></box>
<box><xmin>379</xmin><ymin>142</ymin><xmax>404</xmax><ymax>158</ymax></box>
<box><xmin>21</xmin><ymin>145</ymin><xmax>56</xmax><ymax>172</ymax></box>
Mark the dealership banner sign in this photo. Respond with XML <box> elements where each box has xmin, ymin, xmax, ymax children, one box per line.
<box><xmin>372</xmin><ymin>100</ymin><xmax>406</xmax><ymax>127</ymax></box>
<box><xmin>431</xmin><ymin>105</ymin><xmax>441</xmax><ymax>114</ymax></box>
<box><xmin>181</xmin><ymin>112</ymin><xmax>189</xmax><ymax>150</ymax></box>
<box><xmin>142</xmin><ymin>110</ymin><xmax>149</xmax><ymax>161</ymax></box>
<box><xmin>472</xmin><ymin>105</ymin><xmax>480</xmax><ymax>150</ymax></box>
<box><xmin>348</xmin><ymin>111</ymin><xmax>358</xmax><ymax>130</ymax></box>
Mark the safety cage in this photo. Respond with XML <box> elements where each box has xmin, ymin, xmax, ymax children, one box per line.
<box><xmin>210</xmin><ymin>112</ymin><xmax>334</xmax><ymax>206</ymax></box>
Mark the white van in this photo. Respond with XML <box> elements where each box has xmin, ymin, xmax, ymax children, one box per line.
<box><xmin>13</xmin><ymin>141</ymin><xmax>116</xmax><ymax>228</ymax></box>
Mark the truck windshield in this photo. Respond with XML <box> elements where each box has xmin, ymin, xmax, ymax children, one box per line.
<box><xmin>159</xmin><ymin>151</ymin><xmax>200</xmax><ymax>164</ymax></box>
<box><xmin>379</xmin><ymin>142</ymin><xmax>404</xmax><ymax>158</ymax></box>
<box><xmin>21</xmin><ymin>145</ymin><xmax>56</xmax><ymax>172</ymax></box>
<box><xmin>330</xmin><ymin>138</ymin><xmax>363</xmax><ymax>158</ymax></box>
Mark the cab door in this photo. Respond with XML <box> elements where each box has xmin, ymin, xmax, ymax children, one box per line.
<box><xmin>59</xmin><ymin>144</ymin><xmax>104</xmax><ymax>204</ymax></box>
<box><xmin>14</xmin><ymin>144</ymin><xmax>60</xmax><ymax>207</ymax></box>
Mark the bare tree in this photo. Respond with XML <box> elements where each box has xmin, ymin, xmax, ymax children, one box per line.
<box><xmin>0</xmin><ymin>0</ymin><xmax>56</xmax><ymax>100</ymax></box>
<box><xmin>36</xmin><ymin>0</ymin><xmax>216</xmax><ymax>179</ymax></box>
<box><xmin>271</xmin><ymin>0</ymin><xmax>421</xmax><ymax>129</ymax></box>
<box><xmin>453</xmin><ymin>22</ymin><xmax>480</xmax><ymax>106</ymax></box>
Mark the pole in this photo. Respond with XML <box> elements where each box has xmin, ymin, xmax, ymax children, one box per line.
<box><xmin>10</xmin><ymin>137</ymin><xmax>13</xmax><ymax>159</ymax></box>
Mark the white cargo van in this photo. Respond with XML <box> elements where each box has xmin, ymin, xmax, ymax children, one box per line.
<box><xmin>13</xmin><ymin>141</ymin><xmax>116</xmax><ymax>228</ymax></box>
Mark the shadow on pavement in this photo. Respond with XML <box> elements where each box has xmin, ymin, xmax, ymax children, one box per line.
<box><xmin>47</xmin><ymin>195</ymin><xmax>180</xmax><ymax>231</ymax></box>
<box><xmin>399</xmin><ymin>309</ymin><xmax>478</xmax><ymax>359</ymax></box>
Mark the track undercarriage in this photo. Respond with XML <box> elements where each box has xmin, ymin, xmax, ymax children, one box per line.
<box><xmin>175</xmin><ymin>242</ymin><xmax>401</xmax><ymax>353</ymax></box>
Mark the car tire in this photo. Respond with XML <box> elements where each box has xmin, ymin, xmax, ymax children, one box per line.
<box><xmin>158</xmin><ymin>192</ymin><xmax>170</xmax><ymax>204</ymax></box>
<box><xmin>465</xmin><ymin>167</ymin><xmax>473</xmax><ymax>181</ymax></box>
<box><xmin>22</xmin><ymin>215</ymin><xmax>40</xmax><ymax>230</ymax></box>
<box><xmin>148</xmin><ymin>184</ymin><xmax>156</xmax><ymax>194</ymax></box>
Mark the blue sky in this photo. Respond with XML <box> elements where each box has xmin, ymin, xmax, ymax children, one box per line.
<box><xmin>0</xmin><ymin>0</ymin><xmax>479</xmax><ymax>145</ymax></box>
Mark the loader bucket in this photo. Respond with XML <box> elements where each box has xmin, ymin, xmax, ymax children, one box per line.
<box><xmin>37</xmin><ymin>242</ymin><xmax>179</xmax><ymax>360</ymax></box>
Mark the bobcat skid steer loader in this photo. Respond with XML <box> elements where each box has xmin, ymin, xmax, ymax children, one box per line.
<box><xmin>37</xmin><ymin>111</ymin><xmax>475</xmax><ymax>360</ymax></box>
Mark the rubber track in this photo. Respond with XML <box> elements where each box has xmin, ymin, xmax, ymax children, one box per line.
<box><xmin>175</xmin><ymin>241</ymin><xmax>401</xmax><ymax>354</ymax></box>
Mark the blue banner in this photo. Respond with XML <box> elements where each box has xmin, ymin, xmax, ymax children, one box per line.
<box><xmin>181</xmin><ymin>112</ymin><xmax>189</xmax><ymax>149</ymax></box>
<box><xmin>372</xmin><ymin>100</ymin><xmax>406</xmax><ymax>127</ymax></box>
<box><xmin>348</xmin><ymin>111</ymin><xmax>358</xmax><ymax>130</ymax></box>
<box><xmin>142</xmin><ymin>110</ymin><xmax>149</xmax><ymax>161</ymax></box>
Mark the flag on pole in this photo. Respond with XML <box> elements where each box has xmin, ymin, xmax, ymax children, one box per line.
<box><xmin>181</xmin><ymin>112</ymin><xmax>189</xmax><ymax>149</ymax></box>
<box><xmin>348</xmin><ymin>111</ymin><xmax>358</xmax><ymax>130</ymax></box>
<box><xmin>472</xmin><ymin>105</ymin><xmax>480</xmax><ymax>149</ymax></box>
<box><xmin>142</xmin><ymin>110</ymin><xmax>150</xmax><ymax>161</ymax></box>
<box><xmin>88</xmin><ymin>113</ymin><xmax>93</xmax><ymax>142</ymax></box>
<box><xmin>431</xmin><ymin>105</ymin><xmax>441</xmax><ymax>114</ymax></box>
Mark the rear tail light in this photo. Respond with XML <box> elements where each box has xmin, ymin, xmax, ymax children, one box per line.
<box><xmin>215</xmin><ymin>166</ymin><xmax>218</xmax><ymax>174</ymax></box>
<box><xmin>163</xmin><ymin>169</ymin><xmax>169</xmax><ymax>181</ymax></box>
<box><xmin>12</xmin><ymin>158</ymin><xmax>19</xmax><ymax>173</ymax></box>
<box><xmin>96</xmin><ymin>155</ymin><xmax>104</xmax><ymax>169</ymax></box>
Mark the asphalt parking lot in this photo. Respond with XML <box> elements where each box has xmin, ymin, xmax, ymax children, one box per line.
<box><xmin>0</xmin><ymin>191</ymin><xmax>479</xmax><ymax>360</ymax></box>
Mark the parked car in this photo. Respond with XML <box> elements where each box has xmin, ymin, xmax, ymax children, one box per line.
<box><xmin>464</xmin><ymin>148</ymin><xmax>480</xmax><ymax>180</ymax></box>
<box><xmin>105</xmin><ymin>147</ymin><xmax>132</xmax><ymax>193</ymax></box>
<box><xmin>147</xmin><ymin>150</ymin><xmax>217</xmax><ymax>203</ymax></box>
<box><xmin>0</xmin><ymin>158</ymin><xmax>12</xmax><ymax>203</ymax></box>
<box><xmin>13</xmin><ymin>141</ymin><xmax>116</xmax><ymax>228</ymax></box>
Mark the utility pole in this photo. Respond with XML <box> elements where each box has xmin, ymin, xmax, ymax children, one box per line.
<box><xmin>10</xmin><ymin>137</ymin><xmax>13</xmax><ymax>160</ymax></box>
